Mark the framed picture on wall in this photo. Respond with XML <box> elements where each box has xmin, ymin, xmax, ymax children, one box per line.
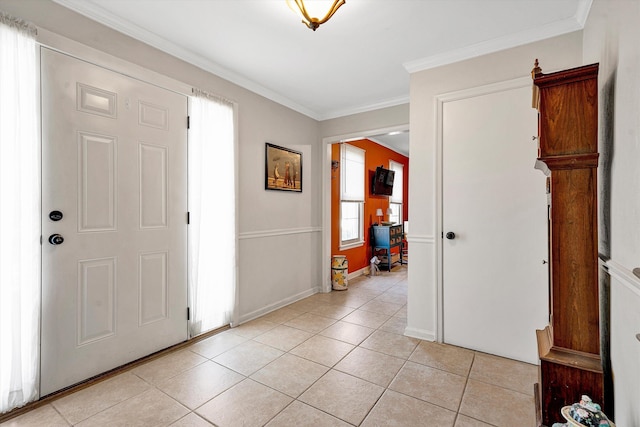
<box><xmin>265</xmin><ymin>143</ymin><xmax>302</xmax><ymax>192</ymax></box>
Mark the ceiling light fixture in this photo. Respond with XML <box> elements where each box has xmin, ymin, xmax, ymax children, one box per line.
<box><xmin>287</xmin><ymin>0</ymin><xmax>346</xmax><ymax>31</ymax></box>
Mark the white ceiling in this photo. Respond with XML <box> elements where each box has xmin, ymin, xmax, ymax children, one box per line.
<box><xmin>52</xmin><ymin>0</ymin><xmax>590</xmax><ymax>154</ymax></box>
<box><xmin>369</xmin><ymin>130</ymin><xmax>410</xmax><ymax>156</ymax></box>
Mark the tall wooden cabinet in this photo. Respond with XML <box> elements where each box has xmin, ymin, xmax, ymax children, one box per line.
<box><xmin>531</xmin><ymin>61</ymin><xmax>604</xmax><ymax>426</ymax></box>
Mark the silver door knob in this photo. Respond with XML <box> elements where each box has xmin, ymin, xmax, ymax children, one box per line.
<box><xmin>48</xmin><ymin>234</ymin><xmax>64</xmax><ymax>245</ymax></box>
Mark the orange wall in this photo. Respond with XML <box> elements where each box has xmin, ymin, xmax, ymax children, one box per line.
<box><xmin>331</xmin><ymin>140</ymin><xmax>409</xmax><ymax>273</ymax></box>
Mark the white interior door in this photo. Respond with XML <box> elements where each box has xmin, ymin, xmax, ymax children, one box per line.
<box><xmin>41</xmin><ymin>48</ymin><xmax>188</xmax><ymax>395</ymax></box>
<box><xmin>442</xmin><ymin>83</ymin><xmax>548</xmax><ymax>364</ymax></box>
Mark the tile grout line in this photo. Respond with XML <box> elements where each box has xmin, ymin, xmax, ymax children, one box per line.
<box><xmin>243</xmin><ymin>276</ymin><xmax>408</xmax><ymax>426</ymax></box>
<box><xmin>179</xmin><ymin>275</ymin><xmax>410</xmax><ymax>425</ymax></box>
<box><xmin>12</xmin><ymin>271</ymin><xmax>540</xmax><ymax>427</ymax></box>
<box><xmin>451</xmin><ymin>351</ymin><xmax>476</xmax><ymax>427</ymax></box>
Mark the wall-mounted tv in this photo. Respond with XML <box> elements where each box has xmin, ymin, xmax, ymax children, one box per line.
<box><xmin>371</xmin><ymin>166</ymin><xmax>394</xmax><ymax>196</ymax></box>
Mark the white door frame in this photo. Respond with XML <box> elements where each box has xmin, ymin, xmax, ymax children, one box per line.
<box><xmin>435</xmin><ymin>76</ymin><xmax>536</xmax><ymax>342</ymax></box>
<box><xmin>321</xmin><ymin>124</ymin><xmax>409</xmax><ymax>293</ymax></box>
<box><xmin>37</xmin><ymin>30</ymin><xmax>192</xmax><ymax>97</ymax></box>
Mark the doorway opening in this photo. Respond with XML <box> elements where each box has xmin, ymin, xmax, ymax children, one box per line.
<box><xmin>321</xmin><ymin>126</ymin><xmax>409</xmax><ymax>292</ymax></box>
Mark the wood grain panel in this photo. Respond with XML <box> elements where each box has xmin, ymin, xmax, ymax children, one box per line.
<box><xmin>532</xmin><ymin>61</ymin><xmax>605</xmax><ymax>425</ymax></box>
<box><xmin>537</xmin><ymin>64</ymin><xmax>598</xmax><ymax>158</ymax></box>
<box><xmin>550</xmin><ymin>168</ymin><xmax>599</xmax><ymax>353</ymax></box>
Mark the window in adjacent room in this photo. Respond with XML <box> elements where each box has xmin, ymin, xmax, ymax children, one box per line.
<box><xmin>340</xmin><ymin>143</ymin><xmax>365</xmax><ymax>248</ymax></box>
<box><xmin>389</xmin><ymin>160</ymin><xmax>404</xmax><ymax>225</ymax></box>
<box><xmin>388</xmin><ymin>203</ymin><xmax>401</xmax><ymax>225</ymax></box>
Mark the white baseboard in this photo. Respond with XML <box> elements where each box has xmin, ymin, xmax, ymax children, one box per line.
<box><xmin>404</xmin><ymin>326</ymin><xmax>436</xmax><ymax>341</ymax></box>
<box><xmin>348</xmin><ymin>266</ymin><xmax>369</xmax><ymax>280</ymax></box>
<box><xmin>235</xmin><ymin>286</ymin><xmax>321</xmax><ymax>325</ymax></box>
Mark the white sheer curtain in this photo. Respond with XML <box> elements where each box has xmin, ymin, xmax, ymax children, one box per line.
<box><xmin>188</xmin><ymin>90</ymin><xmax>237</xmax><ymax>337</ymax></box>
<box><xmin>0</xmin><ymin>13</ymin><xmax>40</xmax><ymax>413</ymax></box>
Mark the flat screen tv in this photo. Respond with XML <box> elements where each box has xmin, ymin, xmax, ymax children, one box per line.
<box><xmin>371</xmin><ymin>166</ymin><xmax>394</xmax><ymax>196</ymax></box>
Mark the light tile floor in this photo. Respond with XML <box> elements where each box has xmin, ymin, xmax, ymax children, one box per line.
<box><xmin>1</xmin><ymin>267</ymin><xmax>538</xmax><ymax>427</ymax></box>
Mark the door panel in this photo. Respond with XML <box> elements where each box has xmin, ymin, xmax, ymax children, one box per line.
<box><xmin>442</xmin><ymin>84</ymin><xmax>548</xmax><ymax>364</ymax></box>
<box><xmin>78</xmin><ymin>131</ymin><xmax>117</xmax><ymax>231</ymax></box>
<box><xmin>41</xmin><ymin>48</ymin><xmax>188</xmax><ymax>395</ymax></box>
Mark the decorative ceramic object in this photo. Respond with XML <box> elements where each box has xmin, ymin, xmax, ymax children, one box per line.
<box><xmin>558</xmin><ymin>396</ymin><xmax>614</xmax><ymax>427</ymax></box>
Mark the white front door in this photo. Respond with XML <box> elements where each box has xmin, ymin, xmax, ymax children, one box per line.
<box><xmin>40</xmin><ymin>48</ymin><xmax>188</xmax><ymax>395</ymax></box>
<box><xmin>441</xmin><ymin>83</ymin><xmax>548</xmax><ymax>364</ymax></box>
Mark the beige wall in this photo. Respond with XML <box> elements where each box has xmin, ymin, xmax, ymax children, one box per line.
<box><xmin>319</xmin><ymin>104</ymin><xmax>409</xmax><ymax>139</ymax></box>
<box><xmin>583</xmin><ymin>0</ymin><xmax>640</xmax><ymax>424</ymax></box>
<box><xmin>4</xmin><ymin>2</ymin><xmax>636</xmax><ymax>419</ymax></box>
<box><xmin>0</xmin><ymin>0</ymin><xmax>323</xmax><ymax>322</ymax></box>
<box><xmin>406</xmin><ymin>32</ymin><xmax>583</xmax><ymax>339</ymax></box>
<box><xmin>0</xmin><ymin>0</ymin><xmax>410</xmax><ymax>324</ymax></box>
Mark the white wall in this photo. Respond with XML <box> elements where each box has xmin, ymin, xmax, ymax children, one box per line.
<box><xmin>583</xmin><ymin>0</ymin><xmax>640</xmax><ymax>424</ymax></box>
<box><xmin>407</xmin><ymin>32</ymin><xmax>583</xmax><ymax>340</ymax></box>
<box><xmin>0</xmin><ymin>0</ymin><xmax>323</xmax><ymax>324</ymax></box>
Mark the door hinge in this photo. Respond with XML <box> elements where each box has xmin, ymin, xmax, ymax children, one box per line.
<box><xmin>187</xmin><ymin>115</ymin><xmax>190</xmax><ymax>129</ymax></box>
<box><xmin>187</xmin><ymin>212</ymin><xmax>190</xmax><ymax>224</ymax></box>
<box><xmin>40</xmin><ymin>235</ymin><xmax>43</xmax><ymax>245</ymax></box>
<box><xmin>187</xmin><ymin>307</ymin><xmax>190</xmax><ymax>321</ymax></box>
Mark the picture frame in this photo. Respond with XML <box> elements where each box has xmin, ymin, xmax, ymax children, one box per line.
<box><xmin>265</xmin><ymin>143</ymin><xmax>302</xmax><ymax>192</ymax></box>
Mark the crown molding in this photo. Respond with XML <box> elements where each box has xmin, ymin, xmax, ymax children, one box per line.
<box><xmin>52</xmin><ymin>0</ymin><xmax>591</xmax><ymax>120</ymax></box>
<box><xmin>403</xmin><ymin>14</ymin><xmax>585</xmax><ymax>73</ymax></box>
<box><xmin>51</xmin><ymin>0</ymin><xmax>321</xmax><ymax>119</ymax></box>
<box><xmin>575</xmin><ymin>0</ymin><xmax>594</xmax><ymax>27</ymax></box>
<box><xmin>318</xmin><ymin>95</ymin><xmax>410</xmax><ymax>121</ymax></box>
<box><xmin>51</xmin><ymin>0</ymin><xmax>409</xmax><ymax>121</ymax></box>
